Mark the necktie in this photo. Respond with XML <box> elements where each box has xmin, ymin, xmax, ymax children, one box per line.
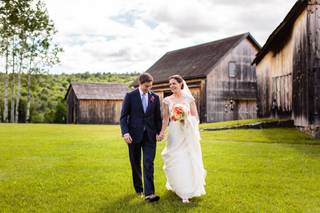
<box><xmin>142</xmin><ymin>93</ymin><xmax>148</xmax><ymax>113</ymax></box>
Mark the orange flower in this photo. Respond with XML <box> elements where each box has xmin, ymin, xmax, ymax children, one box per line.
<box><xmin>171</xmin><ymin>104</ymin><xmax>187</xmax><ymax>122</ymax></box>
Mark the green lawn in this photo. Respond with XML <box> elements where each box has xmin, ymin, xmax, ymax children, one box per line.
<box><xmin>0</xmin><ymin>123</ymin><xmax>320</xmax><ymax>212</ymax></box>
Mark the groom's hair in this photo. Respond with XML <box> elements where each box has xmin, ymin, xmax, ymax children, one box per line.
<box><xmin>169</xmin><ymin>75</ymin><xmax>184</xmax><ymax>89</ymax></box>
<box><xmin>139</xmin><ymin>73</ymin><xmax>154</xmax><ymax>84</ymax></box>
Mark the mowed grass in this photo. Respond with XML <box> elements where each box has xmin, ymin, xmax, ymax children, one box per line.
<box><xmin>0</xmin><ymin>123</ymin><xmax>320</xmax><ymax>213</ymax></box>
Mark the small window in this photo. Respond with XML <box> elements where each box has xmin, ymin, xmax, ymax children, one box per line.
<box><xmin>228</xmin><ymin>62</ymin><xmax>237</xmax><ymax>78</ymax></box>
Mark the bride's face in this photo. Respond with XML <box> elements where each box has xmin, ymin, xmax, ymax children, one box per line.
<box><xmin>169</xmin><ymin>79</ymin><xmax>182</xmax><ymax>94</ymax></box>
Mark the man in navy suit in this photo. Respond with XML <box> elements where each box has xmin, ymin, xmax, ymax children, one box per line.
<box><xmin>120</xmin><ymin>73</ymin><xmax>162</xmax><ymax>202</ymax></box>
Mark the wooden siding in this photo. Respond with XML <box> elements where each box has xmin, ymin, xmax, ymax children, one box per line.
<box><xmin>206</xmin><ymin>38</ymin><xmax>259</xmax><ymax>122</ymax></box>
<box><xmin>308</xmin><ymin>0</ymin><xmax>320</xmax><ymax>126</ymax></box>
<box><xmin>78</xmin><ymin>100</ymin><xmax>122</xmax><ymax>124</ymax></box>
<box><xmin>292</xmin><ymin>9</ymin><xmax>310</xmax><ymax>126</ymax></box>
<box><xmin>66</xmin><ymin>89</ymin><xmax>79</xmax><ymax>124</ymax></box>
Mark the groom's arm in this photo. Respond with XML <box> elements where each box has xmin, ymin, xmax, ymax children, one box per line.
<box><xmin>155</xmin><ymin>95</ymin><xmax>162</xmax><ymax>134</ymax></box>
<box><xmin>120</xmin><ymin>93</ymin><xmax>130</xmax><ymax>136</ymax></box>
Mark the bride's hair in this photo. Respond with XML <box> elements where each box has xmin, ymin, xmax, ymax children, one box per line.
<box><xmin>169</xmin><ymin>75</ymin><xmax>184</xmax><ymax>89</ymax></box>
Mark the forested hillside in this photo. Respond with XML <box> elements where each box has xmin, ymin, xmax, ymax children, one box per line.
<box><xmin>0</xmin><ymin>72</ymin><xmax>139</xmax><ymax>123</ymax></box>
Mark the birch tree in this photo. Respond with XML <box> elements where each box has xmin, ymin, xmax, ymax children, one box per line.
<box><xmin>0</xmin><ymin>0</ymin><xmax>62</xmax><ymax>123</ymax></box>
<box><xmin>25</xmin><ymin>0</ymin><xmax>62</xmax><ymax>122</ymax></box>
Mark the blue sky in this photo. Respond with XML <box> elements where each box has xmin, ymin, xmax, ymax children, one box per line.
<box><xmin>45</xmin><ymin>0</ymin><xmax>297</xmax><ymax>74</ymax></box>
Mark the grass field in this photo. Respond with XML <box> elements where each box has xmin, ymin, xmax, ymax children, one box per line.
<box><xmin>0</xmin><ymin>122</ymin><xmax>320</xmax><ymax>212</ymax></box>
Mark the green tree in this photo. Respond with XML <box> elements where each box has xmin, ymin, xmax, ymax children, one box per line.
<box><xmin>54</xmin><ymin>100</ymin><xmax>66</xmax><ymax>123</ymax></box>
<box><xmin>24</xmin><ymin>0</ymin><xmax>62</xmax><ymax>123</ymax></box>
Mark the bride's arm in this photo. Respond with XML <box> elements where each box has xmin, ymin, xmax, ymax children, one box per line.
<box><xmin>190</xmin><ymin>100</ymin><xmax>199</xmax><ymax>122</ymax></box>
<box><xmin>158</xmin><ymin>101</ymin><xmax>170</xmax><ymax>140</ymax></box>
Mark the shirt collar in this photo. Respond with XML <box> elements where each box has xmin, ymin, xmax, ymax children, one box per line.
<box><xmin>138</xmin><ymin>87</ymin><xmax>149</xmax><ymax>96</ymax></box>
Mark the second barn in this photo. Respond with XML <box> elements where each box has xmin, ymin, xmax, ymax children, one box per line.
<box><xmin>134</xmin><ymin>33</ymin><xmax>260</xmax><ymax>123</ymax></box>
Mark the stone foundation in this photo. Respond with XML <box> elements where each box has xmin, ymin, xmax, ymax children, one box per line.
<box><xmin>298</xmin><ymin>125</ymin><xmax>320</xmax><ymax>138</ymax></box>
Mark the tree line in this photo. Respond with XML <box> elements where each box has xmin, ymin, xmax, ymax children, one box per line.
<box><xmin>0</xmin><ymin>72</ymin><xmax>139</xmax><ymax>123</ymax></box>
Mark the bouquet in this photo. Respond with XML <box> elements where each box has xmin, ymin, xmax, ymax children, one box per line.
<box><xmin>171</xmin><ymin>104</ymin><xmax>187</xmax><ymax>122</ymax></box>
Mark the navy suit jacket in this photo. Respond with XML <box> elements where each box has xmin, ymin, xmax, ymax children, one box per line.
<box><xmin>120</xmin><ymin>89</ymin><xmax>162</xmax><ymax>143</ymax></box>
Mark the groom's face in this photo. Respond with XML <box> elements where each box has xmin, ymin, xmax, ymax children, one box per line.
<box><xmin>140</xmin><ymin>81</ymin><xmax>153</xmax><ymax>93</ymax></box>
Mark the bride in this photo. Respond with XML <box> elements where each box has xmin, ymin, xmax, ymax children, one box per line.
<box><xmin>157</xmin><ymin>75</ymin><xmax>206</xmax><ymax>203</ymax></box>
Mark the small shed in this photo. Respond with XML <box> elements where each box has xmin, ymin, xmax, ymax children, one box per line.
<box><xmin>65</xmin><ymin>82</ymin><xmax>129</xmax><ymax>124</ymax></box>
<box><xmin>133</xmin><ymin>33</ymin><xmax>261</xmax><ymax>123</ymax></box>
<box><xmin>253</xmin><ymin>0</ymin><xmax>320</xmax><ymax>137</ymax></box>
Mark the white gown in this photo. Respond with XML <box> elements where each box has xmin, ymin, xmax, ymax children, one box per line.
<box><xmin>161</xmin><ymin>96</ymin><xmax>206</xmax><ymax>200</ymax></box>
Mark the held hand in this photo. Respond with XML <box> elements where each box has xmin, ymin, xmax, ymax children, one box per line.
<box><xmin>123</xmin><ymin>133</ymin><xmax>133</xmax><ymax>144</ymax></box>
<box><xmin>156</xmin><ymin>134</ymin><xmax>162</xmax><ymax>142</ymax></box>
<box><xmin>157</xmin><ymin>131</ymin><xmax>164</xmax><ymax>142</ymax></box>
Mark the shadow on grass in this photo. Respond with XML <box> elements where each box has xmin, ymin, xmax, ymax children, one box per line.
<box><xmin>160</xmin><ymin>190</ymin><xmax>203</xmax><ymax>208</ymax></box>
<box><xmin>261</xmin><ymin>128</ymin><xmax>319</xmax><ymax>144</ymax></box>
<box><xmin>203</xmin><ymin>128</ymin><xmax>320</xmax><ymax>145</ymax></box>
<box><xmin>257</xmin><ymin>128</ymin><xmax>320</xmax><ymax>157</ymax></box>
<box><xmin>98</xmin><ymin>190</ymin><xmax>202</xmax><ymax>212</ymax></box>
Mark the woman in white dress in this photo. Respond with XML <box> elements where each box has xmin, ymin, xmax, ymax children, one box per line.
<box><xmin>157</xmin><ymin>75</ymin><xmax>206</xmax><ymax>203</ymax></box>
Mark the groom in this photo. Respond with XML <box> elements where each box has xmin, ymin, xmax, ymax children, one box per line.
<box><xmin>120</xmin><ymin>73</ymin><xmax>162</xmax><ymax>202</ymax></box>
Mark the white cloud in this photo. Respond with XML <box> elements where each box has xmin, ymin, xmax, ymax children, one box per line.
<box><xmin>44</xmin><ymin>0</ymin><xmax>297</xmax><ymax>74</ymax></box>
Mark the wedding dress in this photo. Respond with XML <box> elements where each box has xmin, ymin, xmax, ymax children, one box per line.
<box><xmin>161</xmin><ymin>81</ymin><xmax>206</xmax><ymax>200</ymax></box>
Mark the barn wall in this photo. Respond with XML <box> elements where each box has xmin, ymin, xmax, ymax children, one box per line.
<box><xmin>308</xmin><ymin>1</ymin><xmax>320</xmax><ymax>129</ymax></box>
<box><xmin>256</xmin><ymin>2</ymin><xmax>320</xmax><ymax>131</ymax></box>
<box><xmin>256</xmin><ymin>9</ymin><xmax>307</xmax><ymax>120</ymax></box>
<box><xmin>79</xmin><ymin>100</ymin><xmax>122</xmax><ymax>124</ymax></box>
<box><xmin>239</xmin><ymin>100</ymin><xmax>257</xmax><ymax>119</ymax></box>
<box><xmin>206</xmin><ymin>38</ymin><xmax>258</xmax><ymax>122</ymax></box>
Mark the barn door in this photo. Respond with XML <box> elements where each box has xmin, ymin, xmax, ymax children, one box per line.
<box><xmin>232</xmin><ymin>100</ymin><xmax>239</xmax><ymax>120</ymax></box>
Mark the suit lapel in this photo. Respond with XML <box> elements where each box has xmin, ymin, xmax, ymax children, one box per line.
<box><xmin>145</xmin><ymin>93</ymin><xmax>153</xmax><ymax>114</ymax></box>
<box><xmin>135</xmin><ymin>89</ymin><xmax>145</xmax><ymax>114</ymax></box>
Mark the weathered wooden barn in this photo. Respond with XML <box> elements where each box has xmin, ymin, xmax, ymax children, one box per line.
<box><xmin>65</xmin><ymin>83</ymin><xmax>129</xmax><ymax>124</ymax></box>
<box><xmin>134</xmin><ymin>33</ymin><xmax>260</xmax><ymax>123</ymax></box>
<box><xmin>253</xmin><ymin>0</ymin><xmax>320</xmax><ymax>137</ymax></box>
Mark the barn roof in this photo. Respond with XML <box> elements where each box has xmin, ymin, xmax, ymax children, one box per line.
<box><xmin>253</xmin><ymin>0</ymin><xmax>308</xmax><ymax>64</ymax></box>
<box><xmin>65</xmin><ymin>82</ymin><xmax>129</xmax><ymax>100</ymax></box>
<box><xmin>133</xmin><ymin>32</ymin><xmax>260</xmax><ymax>86</ymax></box>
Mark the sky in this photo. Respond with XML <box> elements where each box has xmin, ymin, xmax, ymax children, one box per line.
<box><xmin>45</xmin><ymin>0</ymin><xmax>297</xmax><ymax>74</ymax></box>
